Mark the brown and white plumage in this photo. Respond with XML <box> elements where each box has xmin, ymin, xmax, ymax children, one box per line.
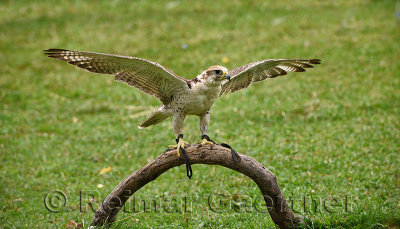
<box><xmin>221</xmin><ymin>59</ymin><xmax>321</xmax><ymax>94</ymax></box>
<box><xmin>45</xmin><ymin>49</ymin><xmax>321</xmax><ymax>156</ymax></box>
<box><xmin>44</xmin><ymin>49</ymin><xmax>189</xmax><ymax>105</ymax></box>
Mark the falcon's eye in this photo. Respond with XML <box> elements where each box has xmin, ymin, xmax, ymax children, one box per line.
<box><xmin>215</xmin><ymin>70</ymin><xmax>221</xmax><ymax>75</ymax></box>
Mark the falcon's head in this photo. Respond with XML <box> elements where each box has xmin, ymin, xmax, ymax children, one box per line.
<box><xmin>202</xmin><ymin>65</ymin><xmax>230</xmax><ymax>83</ymax></box>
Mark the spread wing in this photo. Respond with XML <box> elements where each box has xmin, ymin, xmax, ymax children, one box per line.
<box><xmin>220</xmin><ymin>59</ymin><xmax>321</xmax><ymax>95</ymax></box>
<box><xmin>44</xmin><ymin>49</ymin><xmax>189</xmax><ymax>104</ymax></box>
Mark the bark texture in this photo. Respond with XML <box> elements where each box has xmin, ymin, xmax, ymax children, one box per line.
<box><xmin>90</xmin><ymin>144</ymin><xmax>305</xmax><ymax>228</ymax></box>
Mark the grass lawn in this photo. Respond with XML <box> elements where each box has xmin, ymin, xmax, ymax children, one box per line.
<box><xmin>1</xmin><ymin>0</ymin><xmax>399</xmax><ymax>228</ymax></box>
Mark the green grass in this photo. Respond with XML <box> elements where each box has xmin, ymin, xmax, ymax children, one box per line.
<box><xmin>1</xmin><ymin>0</ymin><xmax>399</xmax><ymax>228</ymax></box>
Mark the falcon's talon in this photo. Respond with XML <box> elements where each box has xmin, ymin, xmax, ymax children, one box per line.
<box><xmin>199</xmin><ymin>138</ymin><xmax>214</xmax><ymax>145</ymax></box>
<box><xmin>177</xmin><ymin>139</ymin><xmax>189</xmax><ymax>157</ymax></box>
<box><xmin>168</xmin><ymin>139</ymin><xmax>189</xmax><ymax>157</ymax></box>
<box><xmin>200</xmin><ymin>135</ymin><xmax>239</xmax><ymax>162</ymax></box>
<box><xmin>201</xmin><ymin>134</ymin><xmax>216</xmax><ymax>144</ymax></box>
<box><xmin>168</xmin><ymin>141</ymin><xmax>189</xmax><ymax>149</ymax></box>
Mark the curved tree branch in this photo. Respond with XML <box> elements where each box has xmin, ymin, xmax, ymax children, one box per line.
<box><xmin>90</xmin><ymin>144</ymin><xmax>305</xmax><ymax>228</ymax></box>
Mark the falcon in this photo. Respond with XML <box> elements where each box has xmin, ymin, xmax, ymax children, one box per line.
<box><xmin>44</xmin><ymin>49</ymin><xmax>320</xmax><ymax>173</ymax></box>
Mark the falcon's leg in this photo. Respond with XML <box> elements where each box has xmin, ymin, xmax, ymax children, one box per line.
<box><xmin>168</xmin><ymin>113</ymin><xmax>188</xmax><ymax>157</ymax></box>
<box><xmin>167</xmin><ymin>113</ymin><xmax>192</xmax><ymax>178</ymax></box>
<box><xmin>198</xmin><ymin>111</ymin><xmax>241</xmax><ymax>163</ymax></box>
<box><xmin>199</xmin><ymin>111</ymin><xmax>215</xmax><ymax>145</ymax></box>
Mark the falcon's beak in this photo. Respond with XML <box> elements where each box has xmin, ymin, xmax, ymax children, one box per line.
<box><xmin>224</xmin><ymin>74</ymin><xmax>231</xmax><ymax>81</ymax></box>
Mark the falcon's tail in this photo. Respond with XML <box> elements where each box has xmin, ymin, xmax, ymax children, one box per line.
<box><xmin>139</xmin><ymin>106</ymin><xmax>171</xmax><ymax>128</ymax></box>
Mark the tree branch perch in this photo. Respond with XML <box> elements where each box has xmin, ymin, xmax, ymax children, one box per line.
<box><xmin>90</xmin><ymin>144</ymin><xmax>305</xmax><ymax>228</ymax></box>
